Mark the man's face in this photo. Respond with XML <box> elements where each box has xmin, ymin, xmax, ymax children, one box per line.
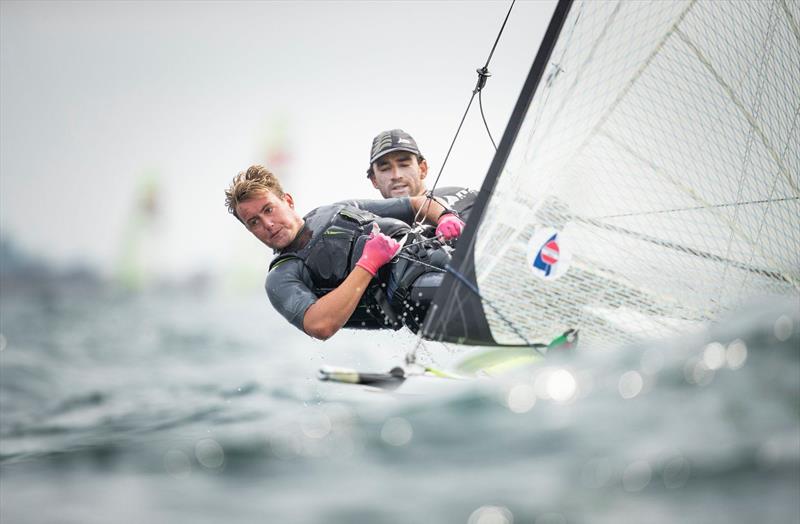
<box><xmin>236</xmin><ymin>190</ymin><xmax>303</xmax><ymax>250</ymax></box>
<box><xmin>369</xmin><ymin>151</ymin><xmax>428</xmax><ymax>198</ymax></box>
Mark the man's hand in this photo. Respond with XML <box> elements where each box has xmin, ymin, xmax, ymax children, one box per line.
<box><xmin>356</xmin><ymin>224</ymin><xmax>401</xmax><ymax>276</ymax></box>
<box><xmin>435</xmin><ymin>213</ymin><xmax>465</xmax><ymax>241</ymax></box>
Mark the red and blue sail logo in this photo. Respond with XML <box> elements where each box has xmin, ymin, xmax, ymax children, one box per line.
<box><xmin>533</xmin><ymin>233</ymin><xmax>560</xmax><ymax>276</ymax></box>
<box><xmin>527</xmin><ymin>228</ymin><xmax>572</xmax><ymax>281</ymax></box>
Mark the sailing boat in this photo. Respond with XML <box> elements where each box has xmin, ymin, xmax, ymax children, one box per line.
<box><xmin>321</xmin><ymin>0</ymin><xmax>799</xmax><ymax>387</ymax></box>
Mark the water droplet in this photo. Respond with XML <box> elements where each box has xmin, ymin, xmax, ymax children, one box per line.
<box><xmin>468</xmin><ymin>505</ymin><xmax>513</xmax><ymax>524</ymax></box>
<box><xmin>195</xmin><ymin>439</ymin><xmax>225</xmax><ymax>469</ymax></box>
<box><xmin>622</xmin><ymin>460</ymin><xmax>651</xmax><ymax>492</ymax></box>
<box><xmin>662</xmin><ymin>455</ymin><xmax>691</xmax><ymax>489</ymax></box>
<box><xmin>507</xmin><ymin>384</ymin><xmax>536</xmax><ymax>413</ymax></box>
<box><xmin>618</xmin><ymin>370</ymin><xmax>643</xmax><ymax>399</ymax></box>
<box><xmin>774</xmin><ymin>314</ymin><xmax>794</xmax><ymax>342</ymax></box>
<box><xmin>380</xmin><ymin>417</ymin><xmax>413</xmax><ymax>446</ymax></box>
<box><xmin>301</xmin><ymin>410</ymin><xmax>332</xmax><ymax>439</ymax></box>
<box><xmin>726</xmin><ymin>339</ymin><xmax>747</xmax><ymax>369</ymax></box>
<box><xmin>684</xmin><ymin>358</ymin><xmax>714</xmax><ymax>386</ymax></box>
<box><xmin>702</xmin><ymin>342</ymin><xmax>726</xmax><ymax>370</ymax></box>
<box><xmin>547</xmin><ymin>369</ymin><xmax>577</xmax><ymax>402</ymax></box>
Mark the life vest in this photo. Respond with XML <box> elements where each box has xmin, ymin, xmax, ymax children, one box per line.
<box><xmin>268</xmin><ymin>204</ymin><xmax>412</xmax><ymax>330</ymax></box>
<box><xmin>431</xmin><ymin>186</ymin><xmax>477</xmax><ymax>221</ymax></box>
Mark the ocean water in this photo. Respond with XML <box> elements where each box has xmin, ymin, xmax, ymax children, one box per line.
<box><xmin>0</xmin><ymin>281</ymin><xmax>798</xmax><ymax>524</ymax></box>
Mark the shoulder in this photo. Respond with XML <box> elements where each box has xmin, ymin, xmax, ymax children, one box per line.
<box><xmin>432</xmin><ymin>186</ymin><xmax>478</xmax><ymax>204</ymax></box>
<box><xmin>303</xmin><ymin>203</ymin><xmax>342</xmax><ymax>221</ymax></box>
<box><xmin>432</xmin><ymin>186</ymin><xmax>476</xmax><ymax>197</ymax></box>
<box><xmin>266</xmin><ymin>257</ymin><xmax>308</xmax><ymax>296</ymax></box>
<box><xmin>265</xmin><ymin>258</ymin><xmax>317</xmax><ymax>331</ymax></box>
<box><xmin>333</xmin><ymin>197</ymin><xmax>413</xmax><ymax>220</ymax></box>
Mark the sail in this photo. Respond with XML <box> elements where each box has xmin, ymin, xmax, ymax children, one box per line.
<box><xmin>423</xmin><ymin>0</ymin><xmax>800</xmax><ymax>348</ymax></box>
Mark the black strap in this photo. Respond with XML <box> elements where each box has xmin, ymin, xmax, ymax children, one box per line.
<box><xmin>373</xmin><ymin>287</ymin><xmax>402</xmax><ymax>330</ymax></box>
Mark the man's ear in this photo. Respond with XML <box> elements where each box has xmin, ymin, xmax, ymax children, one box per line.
<box><xmin>368</xmin><ymin>174</ymin><xmax>379</xmax><ymax>189</ymax></box>
<box><xmin>284</xmin><ymin>193</ymin><xmax>295</xmax><ymax>208</ymax></box>
<box><xmin>419</xmin><ymin>159</ymin><xmax>429</xmax><ymax>180</ymax></box>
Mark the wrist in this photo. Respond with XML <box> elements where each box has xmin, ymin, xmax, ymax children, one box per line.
<box><xmin>434</xmin><ymin>211</ymin><xmax>465</xmax><ymax>241</ymax></box>
<box><xmin>355</xmin><ymin>259</ymin><xmax>379</xmax><ymax>277</ymax></box>
<box><xmin>437</xmin><ymin>208</ymin><xmax>459</xmax><ymax>221</ymax></box>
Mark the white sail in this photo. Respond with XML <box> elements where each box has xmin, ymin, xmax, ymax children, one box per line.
<box><xmin>427</xmin><ymin>0</ymin><xmax>800</xmax><ymax>348</ymax></box>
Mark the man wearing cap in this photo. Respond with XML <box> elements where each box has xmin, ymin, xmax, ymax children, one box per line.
<box><xmin>226</xmin><ymin>164</ymin><xmax>465</xmax><ymax>340</ymax></box>
<box><xmin>366</xmin><ymin>129</ymin><xmax>478</xmax><ymax>222</ymax></box>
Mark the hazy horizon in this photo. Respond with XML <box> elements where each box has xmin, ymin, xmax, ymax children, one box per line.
<box><xmin>1</xmin><ymin>0</ymin><xmax>556</xmax><ymax>281</ymax></box>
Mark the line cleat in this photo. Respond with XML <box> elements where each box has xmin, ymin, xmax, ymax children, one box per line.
<box><xmin>546</xmin><ymin>329</ymin><xmax>579</xmax><ymax>353</ymax></box>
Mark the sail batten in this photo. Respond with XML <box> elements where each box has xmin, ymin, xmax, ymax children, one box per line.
<box><xmin>424</xmin><ymin>0</ymin><xmax>799</xmax><ymax>348</ymax></box>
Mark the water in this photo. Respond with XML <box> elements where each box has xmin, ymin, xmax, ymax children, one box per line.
<box><xmin>1</xmin><ymin>281</ymin><xmax>798</xmax><ymax>524</ymax></box>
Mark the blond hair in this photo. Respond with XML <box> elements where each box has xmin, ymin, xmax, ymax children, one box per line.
<box><xmin>225</xmin><ymin>165</ymin><xmax>285</xmax><ymax>220</ymax></box>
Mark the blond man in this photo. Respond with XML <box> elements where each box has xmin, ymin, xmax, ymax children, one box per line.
<box><xmin>226</xmin><ymin>165</ymin><xmax>465</xmax><ymax>340</ymax></box>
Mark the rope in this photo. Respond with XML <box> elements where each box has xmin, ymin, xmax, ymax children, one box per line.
<box><xmin>414</xmin><ymin>0</ymin><xmax>516</xmax><ymax>226</ymax></box>
<box><xmin>479</xmin><ymin>90</ymin><xmax>498</xmax><ymax>151</ymax></box>
<box><xmin>443</xmin><ymin>264</ymin><xmax>539</xmax><ymax>350</ymax></box>
<box><xmin>406</xmin><ymin>0</ymin><xmax>524</xmax><ymax>363</ymax></box>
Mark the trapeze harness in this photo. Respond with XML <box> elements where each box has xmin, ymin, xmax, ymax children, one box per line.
<box><xmin>268</xmin><ymin>204</ymin><xmax>450</xmax><ymax>333</ymax></box>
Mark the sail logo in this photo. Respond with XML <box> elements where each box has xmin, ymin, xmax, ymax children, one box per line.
<box><xmin>527</xmin><ymin>228</ymin><xmax>572</xmax><ymax>281</ymax></box>
<box><xmin>535</xmin><ymin>235</ymin><xmax>560</xmax><ymax>272</ymax></box>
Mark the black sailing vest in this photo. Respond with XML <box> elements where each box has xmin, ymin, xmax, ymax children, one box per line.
<box><xmin>268</xmin><ymin>204</ymin><xmax>412</xmax><ymax>330</ymax></box>
<box><xmin>431</xmin><ymin>186</ymin><xmax>477</xmax><ymax>222</ymax></box>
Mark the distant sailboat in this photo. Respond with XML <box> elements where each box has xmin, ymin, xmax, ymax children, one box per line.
<box><xmin>226</xmin><ymin>115</ymin><xmax>297</xmax><ymax>294</ymax></box>
<box><xmin>116</xmin><ymin>171</ymin><xmax>162</xmax><ymax>290</ymax></box>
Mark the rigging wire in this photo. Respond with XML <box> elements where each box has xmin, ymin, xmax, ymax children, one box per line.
<box><xmin>478</xmin><ymin>90</ymin><xmax>498</xmax><ymax>151</ymax></box>
<box><xmin>414</xmin><ymin>0</ymin><xmax>516</xmax><ymax>225</ymax></box>
<box><xmin>406</xmin><ymin>0</ymin><xmax>526</xmax><ymax>365</ymax></box>
<box><xmin>430</xmin><ymin>0</ymin><xmax>514</xmax><ymax>193</ymax></box>
<box><xmin>593</xmin><ymin>196</ymin><xmax>800</xmax><ymax>220</ymax></box>
<box><xmin>443</xmin><ymin>264</ymin><xmax>540</xmax><ymax>350</ymax></box>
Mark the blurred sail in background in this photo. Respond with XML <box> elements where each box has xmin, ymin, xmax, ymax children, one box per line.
<box><xmin>224</xmin><ymin>114</ymin><xmax>297</xmax><ymax>295</ymax></box>
<box><xmin>261</xmin><ymin>113</ymin><xmax>294</xmax><ymax>181</ymax></box>
<box><xmin>115</xmin><ymin>170</ymin><xmax>164</xmax><ymax>290</ymax></box>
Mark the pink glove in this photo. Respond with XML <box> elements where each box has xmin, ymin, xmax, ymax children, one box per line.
<box><xmin>435</xmin><ymin>213</ymin><xmax>465</xmax><ymax>241</ymax></box>
<box><xmin>356</xmin><ymin>225</ymin><xmax>401</xmax><ymax>276</ymax></box>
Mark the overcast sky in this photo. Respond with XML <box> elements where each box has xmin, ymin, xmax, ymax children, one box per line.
<box><xmin>1</xmin><ymin>0</ymin><xmax>556</xmax><ymax>278</ymax></box>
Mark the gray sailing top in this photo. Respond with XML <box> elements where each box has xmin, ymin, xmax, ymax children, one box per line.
<box><xmin>265</xmin><ymin>197</ymin><xmax>414</xmax><ymax>332</ymax></box>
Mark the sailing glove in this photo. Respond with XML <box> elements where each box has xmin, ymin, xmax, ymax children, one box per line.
<box><xmin>356</xmin><ymin>224</ymin><xmax>401</xmax><ymax>276</ymax></box>
<box><xmin>435</xmin><ymin>213</ymin><xmax>465</xmax><ymax>241</ymax></box>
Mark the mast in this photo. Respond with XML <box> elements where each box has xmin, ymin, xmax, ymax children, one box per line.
<box><xmin>423</xmin><ymin>0</ymin><xmax>575</xmax><ymax>345</ymax></box>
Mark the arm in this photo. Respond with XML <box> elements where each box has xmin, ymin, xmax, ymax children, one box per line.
<box><xmin>409</xmin><ymin>195</ymin><xmax>466</xmax><ymax>241</ymax></box>
<box><xmin>302</xmin><ymin>266</ymin><xmax>374</xmax><ymax>340</ymax></box>
<box><xmin>303</xmin><ymin>226</ymin><xmax>400</xmax><ymax>340</ymax></box>
<box><xmin>344</xmin><ymin>196</ymin><xmax>457</xmax><ymax>227</ymax></box>
<box><xmin>409</xmin><ymin>195</ymin><xmax>451</xmax><ymax>224</ymax></box>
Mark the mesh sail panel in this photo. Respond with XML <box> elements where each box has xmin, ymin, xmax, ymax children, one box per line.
<box><xmin>472</xmin><ymin>0</ymin><xmax>799</xmax><ymax>348</ymax></box>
